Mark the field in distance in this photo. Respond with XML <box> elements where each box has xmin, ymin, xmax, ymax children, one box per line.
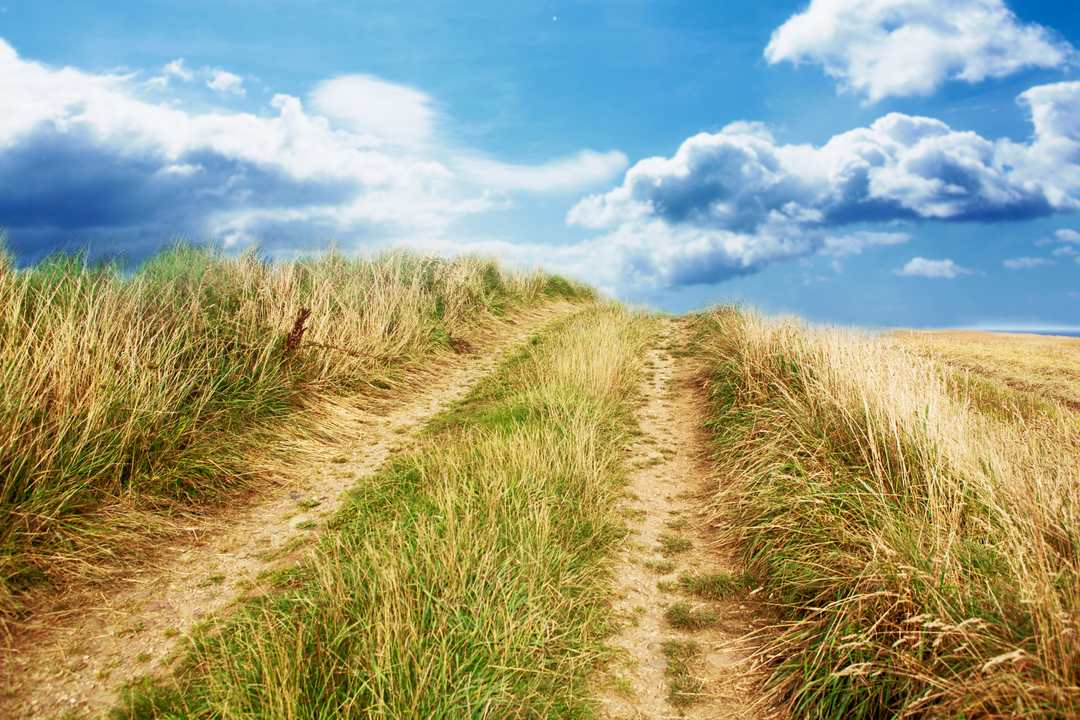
<box><xmin>890</xmin><ymin>328</ymin><xmax>1080</xmax><ymax>410</ymax></box>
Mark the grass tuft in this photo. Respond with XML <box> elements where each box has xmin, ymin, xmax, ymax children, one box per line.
<box><xmin>657</xmin><ymin>533</ymin><xmax>692</xmax><ymax>556</ymax></box>
<box><xmin>665</xmin><ymin>600</ymin><xmax>720</xmax><ymax>630</ymax></box>
<box><xmin>678</xmin><ymin>571</ymin><xmax>755</xmax><ymax>600</ymax></box>
<box><xmin>661</xmin><ymin>639</ymin><xmax>704</xmax><ymax>708</ymax></box>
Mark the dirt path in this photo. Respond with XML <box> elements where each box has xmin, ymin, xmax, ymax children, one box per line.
<box><xmin>598</xmin><ymin>318</ymin><xmax>767</xmax><ymax>719</ymax></box>
<box><xmin>3</xmin><ymin>303</ymin><xmax>576</xmax><ymax>720</ymax></box>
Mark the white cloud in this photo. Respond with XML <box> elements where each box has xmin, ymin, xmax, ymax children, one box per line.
<box><xmin>766</xmin><ymin>0</ymin><xmax>1075</xmax><ymax>102</ymax></box>
<box><xmin>894</xmin><ymin>257</ymin><xmax>974</xmax><ymax>278</ymax></box>
<box><xmin>164</xmin><ymin>59</ymin><xmax>194</xmax><ymax>82</ymax></box>
<box><xmin>309</xmin><ymin>75</ymin><xmax>435</xmax><ymax>148</ymax></box>
<box><xmin>0</xmin><ymin>38</ymin><xmax>626</xmax><ymax>259</ymax></box>
<box><xmin>0</xmin><ymin>39</ymin><xmax>624</xmax><ymax>260</ymax></box>
<box><xmin>1057</xmin><ymin>228</ymin><xmax>1080</xmax><ymax>243</ymax></box>
<box><xmin>455</xmin><ymin>150</ymin><xmax>629</xmax><ymax>193</ymax></box>
<box><xmin>207</xmin><ymin>70</ymin><xmax>245</xmax><ymax>97</ymax></box>
<box><xmin>822</xmin><ymin>230</ymin><xmax>911</xmax><ymax>256</ymax></box>
<box><xmin>1003</xmin><ymin>256</ymin><xmax>1055</xmax><ymax>269</ymax></box>
<box><xmin>566</xmin><ymin>81</ymin><xmax>1080</xmax><ymax>291</ymax></box>
<box><xmin>1052</xmin><ymin>245</ymin><xmax>1077</xmax><ymax>256</ymax></box>
<box><xmin>719</xmin><ymin>120</ymin><xmax>777</xmax><ymax>143</ymax></box>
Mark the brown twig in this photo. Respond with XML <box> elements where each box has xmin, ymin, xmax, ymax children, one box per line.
<box><xmin>283</xmin><ymin>308</ymin><xmax>312</xmax><ymax>357</ymax></box>
<box><xmin>283</xmin><ymin>308</ymin><xmax>385</xmax><ymax>362</ymax></box>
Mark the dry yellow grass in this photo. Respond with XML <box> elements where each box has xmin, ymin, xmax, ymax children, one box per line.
<box><xmin>110</xmin><ymin>305</ymin><xmax>654</xmax><ymax>718</ymax></box>
<box><xmin>0</xmin><ymin>237</ymin><xmax>593</xmax><ymax>624</ymax></box>
<box><xmin>696</xmin><ymin>308</ymin><xmax>1080</xmax><ymax>719</ymax></box>
<box><xmin>891</xmin><ymin>329</ymin><xmax>1080</xmax><ymax>410</ymax></box>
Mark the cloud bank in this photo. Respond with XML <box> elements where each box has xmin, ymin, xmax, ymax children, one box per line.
<box><xmin>0</xmin><ymin>39</ymin><xmax>625</xmax><ymax>263</ymax></box>
<box><xmin>567</xmin><ymin>82</ymin><xmax>1080</xmax><ymax>292</ymax></box>
<box><xmin>766</xmin><ymin>0</ymin><xmax>1075</xmax><ymax>102</ymax></box>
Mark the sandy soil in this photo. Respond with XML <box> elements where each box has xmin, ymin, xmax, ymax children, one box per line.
<box><xmin>1</xmin><ymin>303</ymin><xmax>576</xmax><ymax>720</ymax></box>
<box><xmin>597</xmin><ymin>318</ymin><xmax>768</xmax><ymax>720</ymax></box>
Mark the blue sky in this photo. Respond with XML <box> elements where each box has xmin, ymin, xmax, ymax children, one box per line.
<box><xmin>1</xmin><ymin>0</ymin><xmax>1079</xmax><ymax>328</ymax></box>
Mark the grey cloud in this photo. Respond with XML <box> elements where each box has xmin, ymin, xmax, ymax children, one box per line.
<box><xmin>0</xmin><ymin>124</ymin><xmax>360</xmax><ymax>263</ymax></box>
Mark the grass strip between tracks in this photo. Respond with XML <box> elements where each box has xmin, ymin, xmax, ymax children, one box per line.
<box><xmin>116</xmin><ymin>304</ymin><xmax>653</xmax><ymax>719</ymax></box>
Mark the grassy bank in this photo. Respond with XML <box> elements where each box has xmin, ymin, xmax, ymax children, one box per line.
<box><xmin>694</xmin><ymin>307</ymin><xmax>1079</xmax><ymax>719</ymax></box>
<box><xmin>116</xmin><ymin>304</ymin><xmax>652</xmax><ymax>718</ymax></box>
<box><xmin>0</xmin><ymin>237</ymin><xmax>592</xmax><ymax>622</ymax></box>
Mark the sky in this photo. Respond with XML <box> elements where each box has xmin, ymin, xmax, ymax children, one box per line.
<box><xmin>1</xmin><ymin>0</ymin><xmax>1080</xmax><ymax>329</ymax></box>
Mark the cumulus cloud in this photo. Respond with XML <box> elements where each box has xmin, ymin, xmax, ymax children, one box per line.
<box><xmin>0</xmin><ymin>38</ymin><xmax>623</xmax><ymax>263</ymax></box>
<box><xmin>1052</xmin><ymin>245</ymin><xmax>1077</xmax><ymax>256</ymax></box>
<box><xmin>1057</xmin><ymin>229</ymin><xmax>1080</xmax><ymax>243</ymax></box>
<box><xmin>894</xmin><ymin>257</ymin><xmax>974</xmax><ymax>278</ymax></box>
<box><xmin>766</xmin><ymin>0</ymin><xmax>1075</xmax><ymax>102</ymax></box>
<box><xmin>567</xmin><ymin>81</ymin><xmax>1080</xmax><ymax>291</ymax></box>
<box><xmin>207</xmin><ymin>70</ymin><xmax>245</xmax><ymax>97</ymax></box>
<box><xmin>1003</xmin><ymin>256</ymin><xmax>1055</xmax><ymax>269</ymax></box>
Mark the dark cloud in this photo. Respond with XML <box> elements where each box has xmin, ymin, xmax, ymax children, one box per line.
<box><xmin>0</xmin><ymin>124</ymin><xmax>360</xmax><ymax>262</ymax></box>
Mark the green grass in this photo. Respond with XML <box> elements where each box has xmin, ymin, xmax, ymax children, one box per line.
<box><xmin>657</xmin><ymin>533</ymin><xmax>692</xmax><ymax>556</ymax></box>
<box><xmin>678</xmin><ymin>571</ymin><xmax>755</xmax><ymax>600</ymax></box>
<box><xmin>110</xmin><ymin>304</ymin><xmax>653</xmax><ymax>719</ymax></box>
<box><xmin>0</xmin><ymin>235</ymin><xmax>593</xmax><ymax>622</ymax></box>
<box><xmin>664</xmin><ymin>600</ymin><xmax>720</xmax><ymax>630</ymax></box>
<box><xmin>660</xmin><ymin>639</ymin><xmax>704</xmax><ymax>709</ymax></box>
<box><xmin>643</xmin><ymin>559</ymin><xmax>676</xmax><ymax>574</ymax></box>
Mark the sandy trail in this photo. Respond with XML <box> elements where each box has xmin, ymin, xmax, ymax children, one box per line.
<box><xmin>598</xmin><ymin>318</ymin><xmax>767</xmax><ymax>719</ymax></box>
<box><xmin>3</xmin><ymin>303</ymin><xmax>574</xmax><ymax>720</ymax></box>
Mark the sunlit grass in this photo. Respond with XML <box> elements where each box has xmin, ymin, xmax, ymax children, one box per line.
<box><xmin>695</xmin><ymin>306</ymin><xmax>1080</xmax><ymax>719</ymax></box>
<box><xmin>112</xmin><ymin>304</ymin><xmax>655</xmax><ymax>718</ymax></box>
<box><xmin>0</xmin><ymin>234</ymin><xmax>593</xmax><ymax>621</ymax></box>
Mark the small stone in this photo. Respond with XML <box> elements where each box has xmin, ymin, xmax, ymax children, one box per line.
<box><xmin>84</xmin><ymin>617</ymin><xmax>106</xmax><ymax>632</ymax></box>
<box><xmin>647</xmin><ymin>657</ymin><xmax>669</xmax><ymax>670</ymax></box>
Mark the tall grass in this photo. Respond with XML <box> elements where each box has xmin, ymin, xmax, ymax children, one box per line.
<box><xmin>695</xmin><ymin>307</ymin><xmax>1079</xmax><ymax>719</ymax></box>
<box><xmin>0</xmin><ymin>235</ymin><xmax>592</xmax><ymax>622</ymax></box>
<box><xmin>115</xmin><ymin>305</ymin><xmax>652</xmax><ymax>719</ymax></box>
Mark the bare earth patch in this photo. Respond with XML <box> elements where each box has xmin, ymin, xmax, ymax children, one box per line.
<box><xmin>1</xmin><ymin>303</ymin><xmax>576</xmax><ymax>720</ymax></box>
<box><xmin>598</xmin><ymin>318</ymin><xmax>768</xmax><ymax>719</ymax></box>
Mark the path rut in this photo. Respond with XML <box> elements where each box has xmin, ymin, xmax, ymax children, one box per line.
<box><xmin>598</xmin><ymin>318</ymin><xmax>768</xmax><ymax>719</ymax></box>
